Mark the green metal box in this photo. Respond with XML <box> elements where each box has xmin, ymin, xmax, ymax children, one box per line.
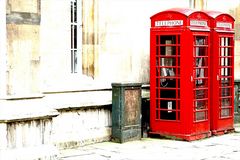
<box><xmin>111</xmin><ymin>82</ymin><xmax>142</xmax><ymax>143</ymax></box>
<box><xmin>234</xmin><ymin>80</ymin><xmax>240</xmax><ymax>123</ymax></box>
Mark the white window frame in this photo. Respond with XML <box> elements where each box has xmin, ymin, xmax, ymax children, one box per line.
<box><xmin>71</xmin><ymin>0</ymin><xmax>82</xmax><ymax>74</ymax></box>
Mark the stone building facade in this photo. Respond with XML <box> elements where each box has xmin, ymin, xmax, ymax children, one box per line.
<box><xmin>0</xmin><ymin>0</ymin><xmax>239</xmax><ymax>159</ymax></box>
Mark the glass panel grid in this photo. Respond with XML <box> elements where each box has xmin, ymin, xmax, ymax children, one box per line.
<box><xmin>155</xmin><ymin>35</ymin><xmax>180</xmax><ymax>121</ymax></box>
<box><xmin>219</xmin><ymin>36</ymin><xmax>234</xmax><ymax>118</ymax></box>
<box><xmin>71</xmin><ymin>0</ymin><xmax>82</xmax><ymax>73</ymax></box>
<box><xmin>193</xmin><ymin>36</ymin><xmax>209</xmax><ymax>122</ymax></box>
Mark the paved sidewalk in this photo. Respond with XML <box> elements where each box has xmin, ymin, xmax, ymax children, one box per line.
<box><xmin>59</xmin><ymin>125</ymin><xmax>240</xmax><ymax>160</ymax></box>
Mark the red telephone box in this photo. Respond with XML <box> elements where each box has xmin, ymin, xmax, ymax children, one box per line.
<box><xmin>204</xmin><ymin>11</ymin><xmax>235</xmax><ymax>135</ymax></box>
<box><xmin>150</xmin><ymin>8</ymin><xmax>211</xmax><ymax>141</ymax></box>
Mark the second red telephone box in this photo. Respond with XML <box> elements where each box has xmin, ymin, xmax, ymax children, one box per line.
<box><xmin>150</xmin><ymin>8</ymin><xmax>211</xmax><ymax>141</ymax></box>
<box><xmin>205</xmin><ymin>11</ymin><xmax>235</xmax><ymax>135</ymax></box>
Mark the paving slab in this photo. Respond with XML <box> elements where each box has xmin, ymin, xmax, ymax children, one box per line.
<box><xmin>60</xmin><ymin>125</ymin><xmax>240</xmax><ymax>160</ymax></box>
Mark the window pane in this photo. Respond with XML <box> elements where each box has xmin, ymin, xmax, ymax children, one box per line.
<box><xmin>71</xmin><ymin>50</ymin><xmax>74</xmax><ymax>73</ymax></box>
<box><xmin>160</xmin><ymin>36</ymin><xmax>177</xmax><ymax>44</ymax></box>
<box><xmin>74</xmin><ymin>50</ymin><xmax>78</xmax><ymax>73</ymax></box>
<box><xmin>74</xmin><ymin>1</ymin><xmax>77</xmax><ymax>23</ymax></box>
<box><xmin>74</xmin><ymin>25</ymin><xmax>77</xmax><ymax>49</ymax></box>
<box><xmin>71</xmin><ymin>1</ymin><xmax>73</xmax><ymax>22</ymax></box>
<box><xmin>70</xmin><ymin>0</ymin><xmax>79</xmax><ymax>73</ymax></box>
<box><xmin>195</xmin><ymin>111</ymin><xmax>206</xmax><ymax>121</ymax></box>
<box><xmin>221</xmin><ymin>108</ymin><xmax>230</xmax><ymax>117</ymax></box>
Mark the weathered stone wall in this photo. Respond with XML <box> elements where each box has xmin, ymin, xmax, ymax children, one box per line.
<box><xmin>52</xmin><ymin>107</ymin><xmax>111</xmax><ymax>149</ymax></box>
<box><xmin>0</xmin><ymin>118</ymin><xmax>58</xmax><ymax>160</ymax></box>
<box><xmin>96</xmin><ymin>0</ymin><xmax>190</xmax><ymax>83</ymax></box>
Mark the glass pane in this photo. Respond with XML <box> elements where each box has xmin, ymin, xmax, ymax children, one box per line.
<box><xmin>160</xmin><ymin>78</ymin><xmax>176</xmax><ymax>88</ymax></box>
<box><xmin>74</xmin><ymin>50</ymin><xmax>78</xmax><ymax>73</ymax></box>
<box><xmin>160</xmin><ymin>58</ymin><xmax>175</xmax><ymax>66</ymax></box>
<box><xmin>71</xmin><ymin>50</ymin><xmax>74</xmax><ymax>73</ymax></box>
<box><xmin>161</xmin><ymin>68</ymin><xmax>175</xmax><ymax>77</ymax></box>
<box><xmin>195</xmin><ymin>89</ymin><xmax>207</xmax><ymax>99</ymax></box>
<box><xmin>221</xmin><ymin>108</ymin><xmax>230</xmax><ymax>117</ymax></box>
<box><xmin>71</xmin><ymin>50</ymin><xmax>78</xmax><ymax>73</ymax></box>
<box><xmin>220</xmin><ymin>57</ymin><xmax>231</xmax><ymax>68</ymax></box>
<box><xmin>221</xmin><ymin>98</ymin><xmax>231</xmax><ymax>107</ymax></box>
<box><xmin>195</xmin><ymin>79</ymin><xmax>208</xmax><ymax>87</ymax></box>
<box><xmin>160</xmin><ymin>36</ymin><xmax>177</xmax><ymax>44</ymax></box>
<box><xmin>71</xmin><ymin>1</ymin><xmax>73</xmax><ymax>23</ymax></box>
<box><xmin>195</xmin><ymin>100</ymin><xmax>207</xmax><ymax>110</ymax></box>
<box><xmin>220</xmin><ymin>78</ymin><xmax>231</xmax><ymax>87</ymax></box>
<box><xmin>160</xmin><ymin>111</ymin><xmax>176</xmax><ymax>120</ymax></box>
<box><xmin>195</xmin><ymin>57</ymin><xmax>208</xmax><ymax>68</ymax></box>
<box><xmin>71</xmin><ymin>25</ymin><xmax>73</xmax><ymax>48</ymax></box>
<box><xmin>74</xmin><ymin>25</ymin><xmax>77</xmax><ymax>49</ymax></box>
<box><xmin>71</xmin><ymin>0</ymin><xmax>77</xmax><ymax>23</ymax></box>
<box><xmin>195</xmin><ymin>36</ymin><xmax>207</xmax><ymax>45</ymax></box>
<box><xmin>220</xmin><ymin>37</ymin><xmax>230</xmax><ymax>47</ymax></box>
<box><xmin>160</xmin><ymin>46</ymin><xmax>176</xmax><ymax>56</ymax></box>
<box><xmin>221</xmin><ymin>88</ymin><xmax>231</xmax><ymax>97</ymax></box>
<box><xmin>160</xmin><ymin>89</ymin><xmax>176</xmax><ymax>98</ymax></box>
<box><xmin>74</xmin><ymin>0</ymin><xmax>77</xmax><ymax>23</ymax></box>
<box><xmin>160</xmin><ymin>100</ymin><xmax>176</xmax><ymax>110</ymax></box>
<box><xmin>195</xmin><ymin>111</ymin><xmax>206</xmax><ymax>121</ymax></box>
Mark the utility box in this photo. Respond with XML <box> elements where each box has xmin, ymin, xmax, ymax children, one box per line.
<box><xmin>234</xmin><ymin>80</ymin><xmax>240</xmax><ymax>123</ymax></box>
<box><xmin>205</xmin><ymin>11</ymin><xmax>235</xmax><ymax>135</ymax></box>
<box><xmin>111</xmin><ymin>82</ymin><xmax>142</xmax><ymax>143</ymax></box>
<box><xmin>150</xmin><ymin>8</ymin><xmax>211</xmax><ymax>141</ymax></box>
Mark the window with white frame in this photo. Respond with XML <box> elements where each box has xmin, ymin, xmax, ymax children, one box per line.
<box><xmin>71</xmin><ymin>0</ymin><xmax>82</xmax><ymax>73</ymax></box>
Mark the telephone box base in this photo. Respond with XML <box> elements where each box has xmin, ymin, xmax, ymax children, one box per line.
<box><xmin>149</xmin><ymin>131</ymin><xmax>211</xmax><ymax>141</ymax></box>
<box><xmin>211</xmin><ymin>128</ymin><xmax>235</xmax><ymax>136</ymax></box>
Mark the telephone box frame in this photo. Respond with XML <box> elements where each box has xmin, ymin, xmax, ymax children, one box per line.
<box><xmin>150</xmin><ymin>8</ymin><xmax>211</xmax><ymax>141</ymax></box>
<box><xmin>205</xmin><ymin>11</ymin><xmax>235</xmax><ymax>135</ymax></box>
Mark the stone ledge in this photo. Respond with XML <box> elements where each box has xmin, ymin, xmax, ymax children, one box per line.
<box><xmin>44</xmin><ymin>90</ymin><xmax>112</xmax><ymax>110</ymax></box>
<box><xmin>0</xmin><ymin>93</ymin><xmax>44</xmax><ymax>100</ymax></box>
<box><xmin>44</xmin><ymin>85</ymin><xmax>150</xmax><ymax>111</ymax></box>
<box><xmin>0</xmin><ymin>98</ymin><xmax>59</xmax><ymax>122</ymax></box>
<box><xmin>0</xmin><ymin>111</ymin><xmax>59</xmax><ymax>123</ymax></box>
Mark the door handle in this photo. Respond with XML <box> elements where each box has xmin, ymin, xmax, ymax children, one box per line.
<box><xmin>191</xmin><ymin>76</ymin><xmax>194</xmax><ymax>82</ymax></box>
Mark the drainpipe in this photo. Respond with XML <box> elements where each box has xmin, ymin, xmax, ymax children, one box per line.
<box><xmin>189</xmin><ymin>0</ymin><xmax>207</xmax><ymax>10</ymax></box>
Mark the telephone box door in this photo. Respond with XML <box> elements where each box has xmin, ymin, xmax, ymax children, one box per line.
<box><xmin>204</xmin><ymin>11</ymin><xmax>235</xmax><ymax>135</ymax></box>
<box><xmin>150</xmin><ymin>31</ymin><xmax>182</xmax><ymax>131</ymax></box>
<box><xmin>212</xmin><ymin>33</ymin><xmax>235</xmax><ymax>134</ymax></box>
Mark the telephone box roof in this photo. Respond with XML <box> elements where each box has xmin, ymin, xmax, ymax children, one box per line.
<box><xmin>204</xmin><ymin>10</ymin><xmax>235</xmax><ymax>21</ymax></box>
<box><xmin>150</xmin><ymin>8</ymin><xmax>195</xmax><ymax>19</ymax></box>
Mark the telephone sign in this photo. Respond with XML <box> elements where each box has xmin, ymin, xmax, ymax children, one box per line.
<box><xmin>155</xmin><ymin>20</ymin><xmax>183</xmax><ymax>27</ymax></box>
